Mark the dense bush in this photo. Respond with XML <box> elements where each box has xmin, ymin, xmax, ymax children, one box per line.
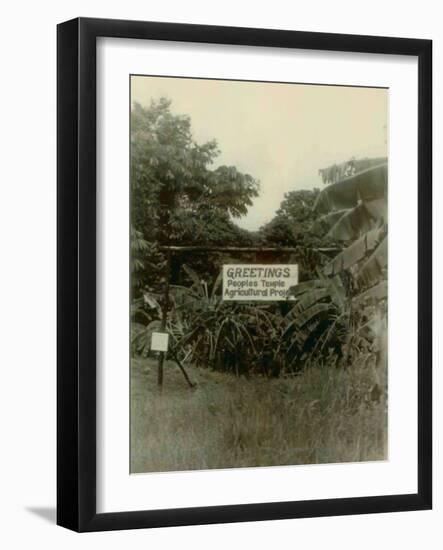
<box><xmin>130</xmin><ymin>98</ymin><xmax>387</xmax><ymax>379</ymax></box>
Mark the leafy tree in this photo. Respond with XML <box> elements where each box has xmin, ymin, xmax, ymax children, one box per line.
<box><xmin>260</xmin><ymin>189</ymin><xmax>320</xmax><ymax>246</ymax></box>
<box><xmin>131</xmin><ymin>98</ymin><xmax>259</xmax><ymax>299</ymax></box>
<box><xmin>131</xmin><ymin>98</ymin><xmax>259</xmax><ymax>243</ymax></box>
<box><xmin>258</xmin><ymin>188</ymin><xmax>338</xmax><ymax>282</ymax></box>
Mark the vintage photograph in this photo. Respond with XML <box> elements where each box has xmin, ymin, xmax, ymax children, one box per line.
<box><xmin>130</xmin><ymin>75</ymin><xmax>388</xmax><ymax>474</ymax></box>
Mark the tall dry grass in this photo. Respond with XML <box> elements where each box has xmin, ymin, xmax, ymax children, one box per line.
<box><xmin>131</xmin><ymin>357</ymin><xmax>387</xmax><ymax>473</ymax></box>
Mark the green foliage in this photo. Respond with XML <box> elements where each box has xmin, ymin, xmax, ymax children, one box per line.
<box><xmin>130</xmin><ymin>97</ymin><xmax>260</xmax><ymax>307</ymax></box>
<box><xmin>285</xmin><ymin>161</ymin><xmax>388</xmax><ymax>368</ymax></box>
<box><xmin>258</xmin><ymin>188</ymin><xmax>335</xmax><ymax>280</ymax></box>
<box><xmin>313</xmin><ymin>199</ymin><xmax>387</xmax><ymax>241</ymax></box>
<box><xmin>130</xmin><ymin>98</ymin><xmax>388</xmax><ymax>378</ymax></box>
<box><xmin>315</xmin><ymin>162</ymin><xmax>387</xmax><ymax>214</ymax></box>
<box><xmin>260</xmin><ymin>189</ymin><xmax>320</xmax><ymax>246</ymax></box>
<box><xmin>167</xmin><ymin>265</ymin><xmax>283</xmax><ymax>377</ymax></box>
<box><xmin>318</xmin><ymin>157</ymin><xmax>387</xmax><ymax>185</ymax></box>
<box><xmin>131</xmin><ymin>98</ymin><xmax>259</xmax><ymax>244</ymax></box>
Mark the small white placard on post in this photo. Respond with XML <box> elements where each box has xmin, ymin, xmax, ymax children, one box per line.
<box><xmin>150</xmin><ymin>331</ymin><xmax>169</xmax><ymax>352</ymax></box>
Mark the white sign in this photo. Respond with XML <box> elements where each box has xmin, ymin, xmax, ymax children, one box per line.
<box><xmin>222</xmin><ymin>264</ymin><xmax>298</xmax><ymax>301</ymax></box>
<box><xmin>150</xmin><ymin>331</ymin><xmax>169</xmax><ymax>352</ymax></box>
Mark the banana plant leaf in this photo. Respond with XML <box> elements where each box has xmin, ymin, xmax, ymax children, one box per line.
<box><xmin>287</xmin><ymin>275</ymin><xmax>345</xmax><ymax>318</ymax></box>
<box><xmin>182</xmin><ymin>264</ymin><xmax>208</xmax><ymax>299</ymax></box>
<box><xmin>311</xmin><ymin>209</ymin><xmax>349</xmax><ymax>235</ymax></box>
<box><xmin>364</xmin><ymin>198</ymin><xmax>388</xmax><ymax>222</ymax></box>
<box><xmin>326</xmin><ymin>199</ymin><xmax>387</xmax><ymax>241</ymax></box>
<box><xmin>323</xmin><ymin>227</ymin><xmax>385</xmax><ymax>276</ymax></box>
<box><xmin>292</xmin><ymin>288</ymin><xmax>330</xmax><ymax>314</ymax></box>
<box><xmin>143</xmin><ymin>292</ymin><xmax>161</xmax><ymax>311</ymax></box>
<box><xmin>324</xmin><ymin>274</ymin><xmax>346</xmax><ymax>308</ymax></box>
<box><xmin>293</xmin><ymin>302</ymin><xmax>331</xmax><ymax>328</ymax></box>
<box><xmin>287</xmin><ymin>279</ymin><xmax>326</xmax><ymax>298</ymax></box>
<box><xmin>357</xmin><ymin>235</ymin><xmax>388</xmax><ymax>286</ymax></box>
<box><xmin>314</xmin><ymin>163</ymin><xmax>388</xmax><ymax>214</ymax></box>
<box><xmin>353</xmin><ymin>280</ymin><xmax>388</xmax><ymax>305</ymax></box>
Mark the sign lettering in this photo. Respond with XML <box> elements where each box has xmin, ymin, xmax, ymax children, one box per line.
<box><xmin>222</xmin><ymin>264</ymin><xmax>298</xmax><ymax>301</ymax></box>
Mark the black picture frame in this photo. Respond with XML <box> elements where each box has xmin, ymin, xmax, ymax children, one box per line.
<box><xmin>57</xmin><ymin>17</ymin><xmax>432</xmax><ymax>532</ymax></box>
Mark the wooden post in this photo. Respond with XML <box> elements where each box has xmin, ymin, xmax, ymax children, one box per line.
<box><xmin>157</xmin><ymin>248</ymin><xmax>171</xmax><ymax>388</ymax></box>
<box><xmin>169</xmin><ymin>347</ymin><xmax>196</xmax><ymax>389</ymax></box>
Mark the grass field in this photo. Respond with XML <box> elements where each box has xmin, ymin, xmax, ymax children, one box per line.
<box><xmin>130</xmin><ymin>357</ymin><xmax>387</xmax><ymax>473</ymax></box>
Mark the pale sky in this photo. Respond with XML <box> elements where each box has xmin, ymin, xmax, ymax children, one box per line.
<box><xmin>131</xmin><ymin>75</ymin><xmax>388</xmax><ymax>231</ymax></box>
